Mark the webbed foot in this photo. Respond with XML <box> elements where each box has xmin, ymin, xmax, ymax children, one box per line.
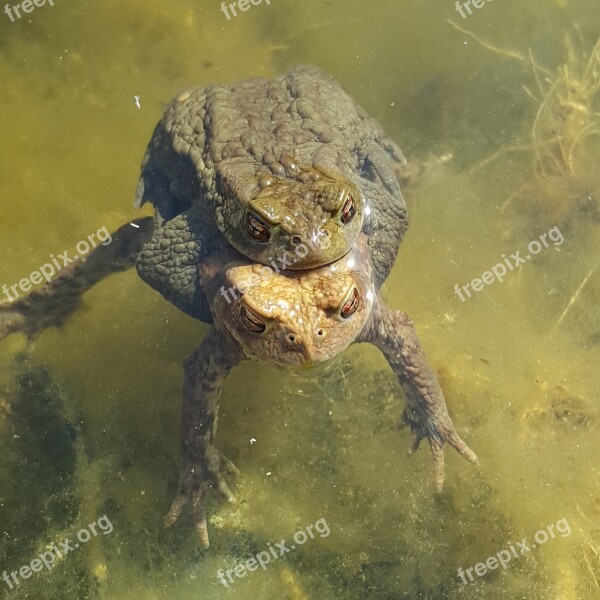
<box><xmin>164</xmin><ymin>447</ymin><xmax>238</xmax><ymax>548</ymax></box>
<box><xmin>401</xmin><ymin>405</ymin><xmax>477</xmax><ymax>492</ymax></box>
<box><xmin>359</xmin><ymin>300</ymin><xmax>477</xmax><ymax>491</ymax></box>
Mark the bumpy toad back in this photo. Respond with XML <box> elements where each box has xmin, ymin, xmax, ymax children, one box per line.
<box><xmin>135</xmin><ymin>65</ymin><xmax>408</xmax><ymax>274</ymax></box>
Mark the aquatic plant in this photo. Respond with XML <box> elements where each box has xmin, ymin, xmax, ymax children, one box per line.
<box><xmin>528</xmin><ymin>36</ymin><xmax>600</xmax><ymax>182</ymax></box>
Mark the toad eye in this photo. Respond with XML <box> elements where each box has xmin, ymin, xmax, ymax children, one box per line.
<box><xmin>340</xmin><ymin>287</ymin><xmax>360</xmax><ymax>319</ymax></box>
<box><xmin>240</xmin><ymin>306</ymin><xmax>266</xmax><ymax>333</ymax></box>
<box><xmin>245</xmin><ymin>212</ymin><xmax>271</xmax><ymax>243</ymax></box>
<box><xmin>340</xmin><ymin>194</ymin><xmax>356</xmax><ymax>224</ymax></box>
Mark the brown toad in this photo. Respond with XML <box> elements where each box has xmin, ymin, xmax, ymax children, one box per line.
<box><xmin>0</xmin><ymin>66</ymin><xmax>475</xmax><ymax>548</ymax></box>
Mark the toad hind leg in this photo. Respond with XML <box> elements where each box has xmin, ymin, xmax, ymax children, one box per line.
<box><xmin>164</xmin><ymin>327</ymin><xmax>245</xmax><ymax>548</ymax></box>
<box><xmin>358</xmin><ymin>299</ymin><xmax>477</xmax><ymax>491</ymax></box>
<box><xmin>0</xmin><ymin>217</ymin><xmax>153</xmax><ymax>341</ymax></box>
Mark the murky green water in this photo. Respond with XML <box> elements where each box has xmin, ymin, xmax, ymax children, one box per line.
<box><xmin>1</xmin><ymin>0</ymin><xmax>599</xmax><ymax>598</ymax></box>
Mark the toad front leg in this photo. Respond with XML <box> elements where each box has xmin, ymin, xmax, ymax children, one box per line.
<box><xmin>358</xmin><ymin>299</ymin><xmax>477</xmax><ymax>491</ymax></box>
<box><xmin>164</xmin><ymin>327</ymin><xmax>245</xmax><ymax>547</ymax></box>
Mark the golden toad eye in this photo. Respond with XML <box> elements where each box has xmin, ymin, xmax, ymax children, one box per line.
<box><xmin>240</xmin><ymin>306</ymin><xmax>266</xmax><ymax>333</ymax></box>
<box><xmin>340</xmin><ymin>194</ymin><xmax>356</xmax><ymax>224</ymax></box>
<box><xmin>340</xmin><ymin>287</ymin><xmax>360</xmax><ymax>319</ymax></box>
<box><xmin>245</xmin><ymin>212</ymin><xmax>271</xmax><ymax>243</ymax></box>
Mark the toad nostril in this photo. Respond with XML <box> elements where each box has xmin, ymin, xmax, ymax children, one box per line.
<box><xmin>317</xmin><ymin>329</ymin><xmax>324</xmax><ymax>336</ymax></box>
<box><xmin>288</xmin><ymin>334</ymin><xmax>296</xmax><ymax>343</ymax></box>
<box><xmin>290</xmin><ymin>235</ymin><xmax>302</xmax><ymax>247</ymax></box>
